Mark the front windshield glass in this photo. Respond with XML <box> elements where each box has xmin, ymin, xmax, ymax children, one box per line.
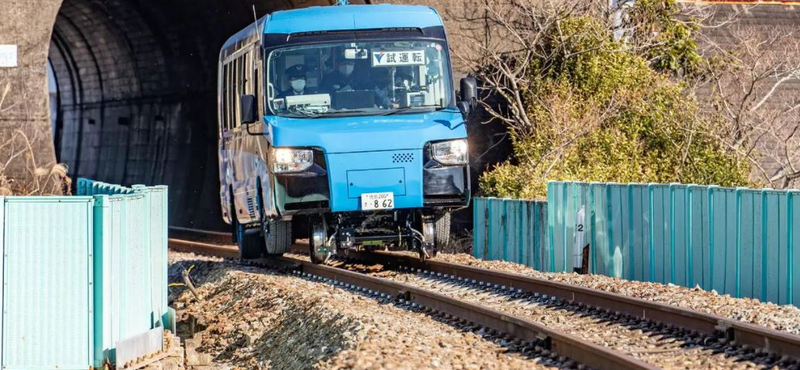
<box><xmin>266</xmin><ymin>40</ymin><xmax>452</xmax><ymax>118</ymax></box>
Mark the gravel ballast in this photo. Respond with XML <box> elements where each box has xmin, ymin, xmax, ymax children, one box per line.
<box><xmin>433</xmin><ymin>253</ymin><xmax>800</xmax><ymax>336</ymax></box>
<box><xmin>169</xmin><ymin>251</ymin><xmax>561</xmax><ymax>370</ymax></box>
<box><xmin>382</xmin><ymin>269</ymin><xmax>778</xmax><ymax>369</ymax></box>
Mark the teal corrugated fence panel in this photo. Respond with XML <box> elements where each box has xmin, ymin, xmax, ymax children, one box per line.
<box><xmin>2</xmin><ymin>197</ymin><xmax>95</xmax><ymax>370</ymax></box>
<box><xmin>134</xmin><ymin>184</ymin><xmax>169</xmax><ymax>326</ymax></box>
<box><xmin>546</xmin><ymin>181</ymin><xmax>800</xmax><ymax>307</ymax></box>
<box><xmin>94</xmin><ymin>193</ymin><xmax>153</xmax><ymax>364</ymax></box>
<box><xmin>1</xmin><ymin>179</ymin><xmax>169</xmax><ymax>369</ymax></box>
<box><xmin>472</xmin><ymin>197</ymin><xmax>547</xmax><ymax>269</ymax></box>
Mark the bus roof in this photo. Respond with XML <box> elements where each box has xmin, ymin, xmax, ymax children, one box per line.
<box><xmin>264</xmin><ymin>4</ymin><xmax>444</xmax><ymax>35</ymax></box>
<box><xmin>220</xmin><ymin>5</ymin><xmax>444</xmax><ymax>58</ymax></box>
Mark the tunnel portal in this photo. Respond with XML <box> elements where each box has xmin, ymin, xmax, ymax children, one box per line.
<box><xmin>48</xmin><ymin>0</ymin><xmax>355</xmax><ymax>230</ymax></box>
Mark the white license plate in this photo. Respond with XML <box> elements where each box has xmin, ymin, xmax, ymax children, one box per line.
<box><xmin>361</xmin><ymin>192</ymin><xmax>395</xmax><ymax>211</ymax></box>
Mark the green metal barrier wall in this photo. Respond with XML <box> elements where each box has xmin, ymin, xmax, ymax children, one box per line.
<box><xmin>473</xmin><ymin>197</ymin><xmax>548</xmax><ymax>270</ymax></box>
<box><xmin>473</xmin><ymin>181</ymin><xmax>800</xmax><ymax>307</ymax></box>
<box><xmin>0</xmin><ymin>179</ymin><xmax>168</xmax><ymax>369</ymax></box>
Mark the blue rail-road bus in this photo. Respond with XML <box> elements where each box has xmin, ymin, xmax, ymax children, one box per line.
<box><xmin>218</xmin><ymin>2</ymin><xmax>476</xmax><ymax>263</ymax></box>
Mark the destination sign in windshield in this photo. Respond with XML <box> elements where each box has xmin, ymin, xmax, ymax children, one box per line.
<box><xmin>371</xmin><ymin>50</ymin><xmax>426</xmax><ymax>67</ymax></box>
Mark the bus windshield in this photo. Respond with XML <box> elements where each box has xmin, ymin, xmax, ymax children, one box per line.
<box><xmin>266</xmin><ymin>40</ymin><xmax>452</xmax><ymax>118</ymax></box>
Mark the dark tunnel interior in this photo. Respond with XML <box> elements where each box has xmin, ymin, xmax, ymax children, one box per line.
<box><xmin>48</xmin><ymin>0</ymin><xmax>344</xmax><ymax>231</ymax></box>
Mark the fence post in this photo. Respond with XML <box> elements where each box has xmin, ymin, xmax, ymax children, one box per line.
<box><xmin>160</xmin><ymin>186</ymin><xmax>169</xmax><ymax>326</ymax></box>
<box><xmin>132</xmin><ymin>185</ymin><xmax>158</xmax><ymax>327</ymax></box>
<box><xmin>502</xmin><ymin>199</ymin><xmax>508</xmax><ymax>262</ymax></box>
<box><xmin>626</xmin><ymin>184</ymin><xmax>634</xmax><ymax>280</ymax></box>
<box><xmin>788</xmin><ymin>191</ymin><xmax>795</xmax><ymax>304</ymax></box>
<box><xmin>707</xmin><ymin>185</ymin><xmax>720</xmax><ymax>292</ymax></box>
<box><xmin>687</xmin><ymin>185</ymin><xmax>695</xmax><ymax>287</ymax></box>
<box><xmin>588</xmin><ymin>183</ymin><xmax>596</xmax><ymax>274</ymax></box>
<box><xmin>669</xmin><ymin>184</ymin><xmax>676</xmax><ymax>284</ymax></box>
<box><xmin>92</xmin><ymin>195</ymin><xmax>110</xmax><ymax>367</ymax></box>
<box><xmin>547</xmin><ymin>182</ymin><xmax>555</xmax><ymax>272</ymax></box>
<box><xmin>484</xmin><ymin>198</ymin><xmax>490</xmax><ymax>260</ymax></box>
<box><xmin>472</xmin><ymin>198</ymin><xmax>479</xmax><ymax>259</ymax></box>
<box><xmin>735</xmin><ymin>188</ymin><xmax>744</xmax><ymax>298</ymax></box>
<box><xmin>0</xmin><ymin>196</ymin><xmax>4</xmax><ymax>368</ymax></box>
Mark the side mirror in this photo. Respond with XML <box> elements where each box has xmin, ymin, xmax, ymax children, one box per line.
<box><xmin>457</xmin><ymin>100</ymin><xmax>472</xmax><ymax>116</ymax></box>
<box><xmin>240</xmin><ymin>94</ymin><xmax>257</xmax><ymax>124</ymax></box>
<box><xmin>459</xmin><ymin>77</ymin><xmax>478</xmax><ymax>109</ymax></box>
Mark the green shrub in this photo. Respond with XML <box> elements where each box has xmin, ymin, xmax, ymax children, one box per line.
<box><xmin>479</xmin><ymin>13</ymin><xmax>750</xmax><ymax>199</ymax></box>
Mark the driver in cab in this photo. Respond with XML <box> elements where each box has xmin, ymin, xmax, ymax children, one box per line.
<box><xmin>321</xmin><ymin>52</ymin><xmax>367</xmax><ymax>93</ymax></box>
<box><xmin>279</xmin><ymin>64</ymin><xmax>315</xmax><ymax>98</ymax></box>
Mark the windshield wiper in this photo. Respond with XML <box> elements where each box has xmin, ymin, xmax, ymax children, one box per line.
<box><xmin>284</xmin><ymin>109</ymin><xmax>325</xmax><ymax>119</ymax></box>
<box><xmin>321</xmin><ymin>110</ymin><xmax>369</xmax><ymax>116</ymax></box>
<box><xmin>380</xmin><ymin>105</ymin><xmax>443</xmax><ymax>116</ymax></box>
<box><xmin>283</xmin><ymin>110</ymin><xmax>369</xmax><ymax>119</ymax></box>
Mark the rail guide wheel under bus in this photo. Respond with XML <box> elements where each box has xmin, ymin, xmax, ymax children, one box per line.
<box><xmin>306</xmin><ymin>209</ymin><xmax>452</xmax><ymax>264</ymax></box>
<box><xmin>309</xmin><ymin>215</ymin><xmax>334</xmax><ymax>263</ymax></box>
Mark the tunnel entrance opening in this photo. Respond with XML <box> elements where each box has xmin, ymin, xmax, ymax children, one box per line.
<box><xmin>47</xmin><ymin>0</ymin><xmax>344</xmax><ymax>230</ymax></box>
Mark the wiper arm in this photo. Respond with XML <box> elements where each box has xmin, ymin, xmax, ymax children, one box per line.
<box><xmin>380</xmin><ymin>105</ymin><xmax>443</xmax><ymax>116</ymax></box>
<box><xmin>285</xmin><ymin>109</ymin><xmax>324</xmax><ymax>119</ymax></box>
<box><xmin>284</xmin><ymin>110</ymin><xmax>369</xmax><ymax>119</ymax></box>
<box><xmin>323</xmin><ymin>110</ymin><xmax>368</xmax><ymax>115</ymax></box>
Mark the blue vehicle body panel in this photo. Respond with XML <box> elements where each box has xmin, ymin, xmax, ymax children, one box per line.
<box><xmin>265</xmin><ymin>5</ymin><xmax>443</xmax><ymax>35</ymax></box>
<box><xmin>347</xmin><ymin>168</ymin><xmax>407</xmax><ymax>197</ymax></box>
<box><xmin>219</xmin><ymin>3</ymin><xmax>468</xmax><ymax>226</ymax></box>
<box><xmin>268</xmin><ymin>111</ymin><xmax>466</xmax><ymax>153</ymax></box>
<box><xmin>329</xmin><ymin>150</ymin><xmax>424</xmax><ymax>212</ymax></box>
<box><xmin>267</xmin><ymin>110</ymin><xmax>465</xmax><ymax>212</ymax></box>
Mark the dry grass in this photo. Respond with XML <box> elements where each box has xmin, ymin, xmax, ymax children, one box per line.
<box><xmin>0</xmin><ymin>130</ymin><xmax>70</xmax><ymax>196</ymax></box>
<box><xmin>0</xmin><ymin>78</ymin><xmax>70</xmax><ymax>196</ymax></box>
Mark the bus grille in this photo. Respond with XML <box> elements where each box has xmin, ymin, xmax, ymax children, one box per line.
<box><xmin>392</xmin><ymin>152</ymin><xmax>414</xmax><ymax>163</ymax></box>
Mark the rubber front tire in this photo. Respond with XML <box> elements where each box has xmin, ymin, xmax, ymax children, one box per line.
<box><xmin>265</xmin><ymin>218</ymin><xmax>292</xmax><ymax>256</ymax></box>
<box><xmin>434</xmin><ymin>211</ymin><xmax>451</xmax><ymax>252</ymax></box>
<box><xmin>237</xmin><ymin>224</ymin><xmax>265</xmax><ymax>259</ymax></box>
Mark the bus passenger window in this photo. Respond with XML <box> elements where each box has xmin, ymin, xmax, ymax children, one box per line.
<box><xmin>222</xmin><ymin>64</ymin><xmax>229</xmax><ymax>131</ymax></box>
<box><xmin>254</xmin><ymin>55</ymin><xmax>261</xmax><ymax>118</ymax></box>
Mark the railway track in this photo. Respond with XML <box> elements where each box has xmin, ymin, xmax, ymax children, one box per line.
<box><xmin>344</xmin><ymin>250</ymin><xmax>800</xmax><ymax>363</ymax></box>
<box><xmin>168</xmin><ymin>236</ymin><xmax>800</xmax><ymax>369</ymax></box>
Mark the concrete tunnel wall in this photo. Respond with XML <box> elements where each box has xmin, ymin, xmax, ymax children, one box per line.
<box><xmin>46</xmin><ymin>0</ymin><xmax>367</xmax><ymax>231</ymax></box>
<box><xmin>0</xmin><ymin>0</ymin><xmax>61</xmax><ymax>188</ymax></box>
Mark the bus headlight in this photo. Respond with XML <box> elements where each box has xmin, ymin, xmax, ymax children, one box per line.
<box><xmin>272</xmin><ymin>148</ymin><xmax>313</xmax><ymax>173</ymax></box>
<box><xmin>431</xmin><ymin>139</ymin><xmax>468</xmax><ymax>165</ymax></box>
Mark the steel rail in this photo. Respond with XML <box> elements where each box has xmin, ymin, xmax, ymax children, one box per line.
<box><xmin>169</xmin><ymin>235</ymin><xmax>800</xmax><ymax>365</ymax></box>
<box><xmin>168</xmin><ymin>238</ymin><xmax>239</xmax><ymax>259</ymax></box>
<box><xmin>354</xmin><ymin>250</ymin><xmax>800</xmax><ymax>361</ymax></box>
<box><xmin>284</xmin><ymin>255</ymin><xmax>658</xmax><ymax>370</ymax></box>
<box><xmin>169</xmin><ymin>226</ymin><xmax>232</xmax><ymax>244</ymax></box>
<box><xmin>168</xmin><ymin>238</ymin><xmax>656</xmax><ymax>370</ymax></box>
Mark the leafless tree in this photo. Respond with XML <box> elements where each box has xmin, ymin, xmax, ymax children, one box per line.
<box><xmin>698</xmin><ymin>22</ymin><xmax>800</xmax><ymax>188</ymax></box>
<box><xmin>439</xmin><ymin>0</ymin><xmax>635</xmax><ymax>177</ymax></box>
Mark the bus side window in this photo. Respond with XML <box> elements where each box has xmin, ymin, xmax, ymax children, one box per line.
<box><xmin>242</xmin><ymin>51</ymin><xmax>253</xmax><ymax>94</ymax></box>
<box><xmin>235</xmin><ymin>54</ymin><xmax>246</xmax><ymax>128</ymax></box>
<box><xmin>227</xmin><ymin>60</ymin><xmax>235</xmax><ymax>131</ymax></box>
<box><xmin>254</xmin><ymin>49</ymin><xmax>261</xmax><ymax>119</ymax></box>
<box><xmin>221</xmin><ymin>64</ymin><xmax>229</xmax><ymax>132</ymax></box>
<box><xmin>233</xmin><ymin>57</ymin><xmax>239</xmax><ymax>129</ymax></box>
